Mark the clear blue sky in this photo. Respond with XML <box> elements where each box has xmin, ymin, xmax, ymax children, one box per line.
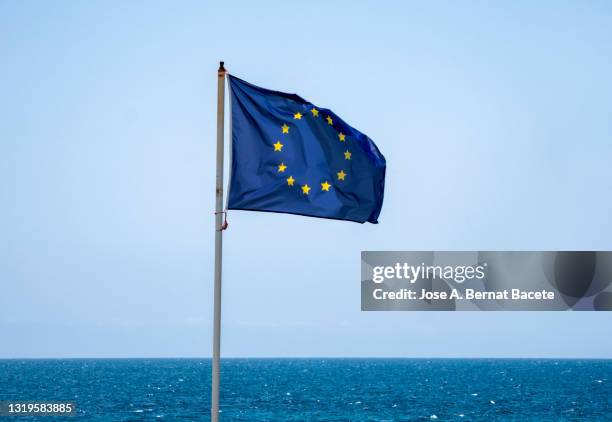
<box><xmin>1</xmin><ymin>1</ymin><xmax>611</xmax><ymax>358</ymax></box>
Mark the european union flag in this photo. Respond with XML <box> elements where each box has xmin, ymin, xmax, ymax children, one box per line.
<box><xmin>227</xmin><ymin>75</ymin><xmax>386</xmax><ymax>224</ymax></box>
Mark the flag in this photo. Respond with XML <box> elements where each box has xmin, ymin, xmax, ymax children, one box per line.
<box><xmin>227</xmin><ymin>75</ymin><xmax>386</xmax><ymax>224</ymax></box>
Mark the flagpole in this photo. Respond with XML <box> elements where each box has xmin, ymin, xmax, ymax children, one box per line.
<box><xmin>211</xmin><ymin>60</ymin><xmax>226</xmax><ymax>422</ymax></box>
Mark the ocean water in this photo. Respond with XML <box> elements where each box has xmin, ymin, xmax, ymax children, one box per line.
<box><xmin>0</xmin><ymin>359</ymin><xmax>610</xmax><ymax>421</ymax></box>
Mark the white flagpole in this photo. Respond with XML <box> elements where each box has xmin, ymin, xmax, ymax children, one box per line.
<box><xmin>211</xmin><ymin>60</ymin><xmax>226</xmax><ymax>422</ymax></box>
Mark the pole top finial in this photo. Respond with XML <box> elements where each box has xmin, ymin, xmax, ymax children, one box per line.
<box><xmin>218</xmin><ymin>61</ymin><xmax>226</xmax><ymax>74</ymax></box>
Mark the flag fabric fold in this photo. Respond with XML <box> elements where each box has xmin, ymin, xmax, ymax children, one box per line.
<box><xmin>227</xmin><ymin>74</ymin><xmax>386</xmax><ymax>224</ymax></box>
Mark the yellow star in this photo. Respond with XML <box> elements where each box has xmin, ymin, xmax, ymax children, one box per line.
<box><xmin>281</xmin><ymin>123</ymin><xmax>289</xmax><ymax>134</ymax></box>
<box><xmin>344</xmin><ymin>150</ymin><xmax>352</xmax><ymax>160</ymax></box>
<box><xmin>338</xmin><ymin>132</ymin><xmax>346</xmax><ymax>142</ymax></box>
<box><xmin>301</xmin><ymin>184</ymin><xmax>311</xmax><ymax>195</ymax></box>
<box><xmin>321</xmin><ymin>181</ymin><xmax>331</xmax><ymax>191</ymax></box>
<box><xmin>326</xmin><ymin>116</ymin><xmax>333</xmax><ymax>125</ymax></box>
<box><xmin>278</xmin><ymin>163</ymin><xmax>287</xmax><ymax>172</ymax></box>
<box><xmin>337</xmin><ymin>170</ymin><xmax>346</xmax><ymax>180</ymax></box>
<box><xmin>293</xmin><ymin>112</ymin><xmax>302</xmax><ymax>120</ymax></box>
<box><xmin>287</xmin><ymin>176</ymin><xmax>295</xmax><ymax>186</ymax></box>
<box><xmin>273</xmin><ymin>141</ymin><xmax>283</xmax><ymax>151</ymax></box>
<box><xmin>311</xmin><ymin>108</ymin><xmax>319</xmax><ymax>117</ymax></box>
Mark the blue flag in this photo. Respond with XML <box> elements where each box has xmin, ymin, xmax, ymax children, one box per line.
<box><xmin>227</xmin><ymin>75</ymin><xmax>386</xmax><ymax>224</ymax></box>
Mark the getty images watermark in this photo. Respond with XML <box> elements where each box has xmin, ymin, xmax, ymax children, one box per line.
<box><xmin>361</xmin><ymin>251</ymin><xmax>612</xmax><ymax>311</ymax></box>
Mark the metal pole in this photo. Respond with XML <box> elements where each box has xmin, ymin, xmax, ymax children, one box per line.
<box><xmin>211</xmin><ymin>60</ymin><xmax>226</xmax><ymax>422</ymax></box>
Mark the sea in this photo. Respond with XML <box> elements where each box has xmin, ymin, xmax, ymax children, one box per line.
<box><xmin>0</xmin><ymin>359</ymin><xmax>610</xmax><ymax>421</ymax></box>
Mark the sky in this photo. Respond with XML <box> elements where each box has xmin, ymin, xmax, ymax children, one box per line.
<box><xmin>1</xmin><ymin>0</ymin><xmax>611</xmax><ymax>358</ymax></box>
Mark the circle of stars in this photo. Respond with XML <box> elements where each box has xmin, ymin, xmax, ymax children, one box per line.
<box><xmin>273</xmin><ymin>106</ymin><xmax>350</xmax><ymax>197</ymax></box>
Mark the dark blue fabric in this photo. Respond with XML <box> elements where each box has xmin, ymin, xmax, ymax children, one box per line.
<box><xmin>227</xmin><ymin>75</ymin><xmax>386</xmax><ymax>224</ymax></box>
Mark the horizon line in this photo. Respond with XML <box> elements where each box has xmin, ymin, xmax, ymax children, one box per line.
<box><xmin>1</xmin><ymin>356</ymin><xmax>611</xmax><ymax>360</ymax></box>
